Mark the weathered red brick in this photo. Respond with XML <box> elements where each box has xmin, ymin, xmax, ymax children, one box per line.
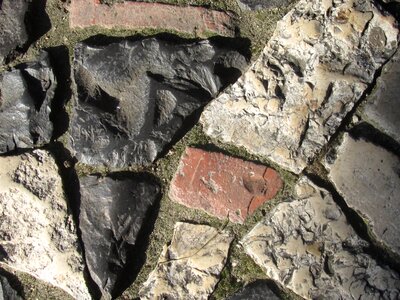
<box><xmin>69</xmin><ymin>0</ymin><xmax>235</xmax><ymax>37</ymax></box>
<box><xmin>169</xmin><ymin>148</ymin><xmax>283</xmax><ymax>223</ymax></box>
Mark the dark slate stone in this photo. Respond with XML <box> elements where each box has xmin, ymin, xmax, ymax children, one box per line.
<box><xmin>68</xmin><ymin>38</ymin><xmax>247</xmax><ymax>167</ymax></box>
<box><xmin>0</xmin><ymin>0</ymin><xmax>29</xmax><ymax>64</ymax></box>
<box><xmin>0</xmin><ymin>275</ymin><xmax>22</xmax><ymax>300</ymax></box>
<box><xmin>0</xmin><ymin>52</ymin><xmax>56</xmax><ymax>153</ymax></box>
<box><xmin>79</xmin><ymin>173</ymin><xmax>161</xmax><ymax>297</ymax></box>
<box><xmin>229</xmin><ymin>280</ymin><xmax>281</xmax><ymax>300</ymax></box>
<box><xmin>236</xmin><ymin>0</ymin><xmax>292</xmax><ymax>10</ymax></box>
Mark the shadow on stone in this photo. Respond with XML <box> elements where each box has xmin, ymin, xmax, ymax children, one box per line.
<box><xmin>46</xmin><ymin>46</ymin><xmax>72</xmax><ymax>140</ymax></box>
<box><xmin>25</xmin><ymin>0</ymin><xmax>51</xmax><ymax>46</ymax></box>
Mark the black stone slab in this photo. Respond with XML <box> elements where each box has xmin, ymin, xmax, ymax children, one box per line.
<box><xmin>79</xmin><ymin>173</ymin><xmax>161</xmax><ymax>297</ymax></box>
<box><xmin>68</xmin><ymin>37</ymin><xmax>247</xmax><ymax>167</ymax></box>
<box><xmin>0</xmin><ymin>52</ymin><xmax>56</xmax><ymax>153</ymax></box>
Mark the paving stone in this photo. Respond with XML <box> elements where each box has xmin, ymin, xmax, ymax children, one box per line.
<box><xmin>79</xmin><ymin>173</ymin><xmax>161</xmax><ymax>297</ymax></box>
<box><xmin>228</xmin><ymin>280</ymin><xmax>280</xmax><ymax>300</ymax></box>
<box><xmin>169</xmin><ymin>148</ymin><xmax>282</xmax><ymax>223</ymax></box>
<box><xmin>361</xmin><ymin>49</ymin><xmax>400</xmax><ymax>144</ymax></box>
<box><xmin>201</xmin><ymin>0</ymin><xmax>399</xmax><ymax>174</ymax></box>
<box><xmin>67</xmin><ymin>38</ymin><xmax>247</xmax><ymax>168</ymax></box>
<box><xmin>236</xmin><ymin>0</ymin><xmax>292</xmax><ymax>10</ymax></box>
<box><xmin>69</xmin><ymin>0</ymin><xmax>234</xmax><ymax>37</ymax></box>
<box><xmin>0</xmin><ymin>0</ymin><xmax>29</xmax><ymax>64</ymax></box>
<box><xmin>241</xmin><ymin>177</ymin><xmax>400</xmax><ymax>299</ymax></box>
<box><xmin>323</xmin><ymin>133</ymin><xmax>400</xmax><ymax>257</ymax></box>
<box><xmin>0</xmin><ymin>52</ymin><xmax>56</xmax><ymax>153</ymax></box>
<box><xmin>140</xmin><ymin>222</ymin><xmax>233</xmax><ymax>300</ymax></box>
<box><xmin>0</xmin><ymin>150</ymin><xmax>90</xmax><ymax>300</ymax></box>
<box><xmin>0</xmin><ymin>275</ymin><xmax>22</xmax><ymax>300</ymax></box>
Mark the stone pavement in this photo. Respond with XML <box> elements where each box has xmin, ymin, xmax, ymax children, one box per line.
<box><xmin>0</xmin><ymin>0</ymin><xmax>399</xmax><ymax>299</ymax></box>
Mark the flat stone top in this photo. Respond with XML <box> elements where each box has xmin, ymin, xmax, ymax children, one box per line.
<box><xmin>324</xmin><ymin>133</ymin><xmax>400</xmax><ymax>257</ymax></box>
<box><xmin>169</xmin><ymin>147</ymin><xmax>282</xmax><ymax>223</ymax></box>
<box><xmin>69</xmin><ymin>0</ymin><xmax>234</xmax><ymax>37</ymax></box>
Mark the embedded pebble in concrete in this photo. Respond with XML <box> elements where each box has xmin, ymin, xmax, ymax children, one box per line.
<box><xmin>361</xmin><ymin>49</ymin><xmax>400</xmax><ymax>144</ymax></box>
<box><xmin>140</xmin><ymin>222</ymin><xmax>233</xmax><ymax>300</ymax></box>
<box><xmin>68</xmin><ymin>38</ymin><xmax>247</xmax><ymax>168</ymax></box>
<box><xmin>79</xmin><ymin>174</ymin><xmax>161</xmax><ymax>298</ymax></box>
<box><xmin>169</xmin><ymin>147</ymin><xmax>282</xmax><ymax>223</ymax></box>
<box><xmin>0</xmin><ymin>52</ymin><xmax>56</xmax><ymax>153</ymax></box>
<box><xmin>241</xmin><ymin>177</ymin><xmax>400</xmax><ymax>299</ymax></box>
<box><xmin>201</xmin><ymin>0</ymin><xmax>399</xmax><ymax>174</ymax></box>
<box><xmin>323</xmin><ymin>133</ymin><xmax>400</xmax><ymax>257</ymax></box>
<box><xmin>228</xmin><ymin>280</ymin><xmax>280</xmax><ymax>300</ymax></box>
<box><xmin>0</xmin><ymin>0</ymin><xmax>29</xmax><ymax>64</ymax></box>
<box><xmin>0</xmin><ymin>150</ymin><xmax>91</xmax><ymax>300</ymax></box>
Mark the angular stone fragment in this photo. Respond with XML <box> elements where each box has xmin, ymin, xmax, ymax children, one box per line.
<box><xmin>0</xmin><ymin>0</ymin><xmax>29</xmax><ymax>64</ymax></box>
<box><xmin>201</xmin><ymin>0</ymin><xmax>399</xmax><ymax>174</ymax></box>
<box><xmin>0</xmin><ymin>275</ymin><xmax>22</xmax><ymax>300</ymax></box>
<box><xmin>236</xmin><ymin>0</ymin><xmax>292</xmax><ymax>10</ymax></box>
<box><xmin>69</xmin><ymin>0</ymin><xmax>234</xmax><ymax>37</ymax></box>
<box><xmin>169</xmin><ymin>148</ymin><xmax>282</xmax><ymax>223</ymax></box>
<box><xmin>0</xmin><ymin>52</ymin><xmax>56</xmax><ymax>153</ymax></box>
<box><xmin>323</xmin><ymin>133</ymin><xmax>400</xmax><ymax>257</ymax></box>
<box><xmin>140</xmin><ymin>222</ymin><xmax>233</xmax><ymax>300</ymax></box>
<box><xmin>228</xmin><ymin>280</ymin><xmax>280</xmax><ymax>300</ymax></box>
<box><xmin>0</xmin><ymin>150</ymin><xmax>90</xmax><ymax>300</ymax></box>
<box><xmin>68</xmin><ymin>38</ymin><xmax>246</xmax><ymax>167</ymax></box>
<box><xmin>241</xmin><ymin>177</ymin><xmax>400</xmax><ymax>299</ymax></box>
<box><xmin>79</xmin><ymin>174</ymin><xmax>161</xmax><ymax>297</ymax></box>
<box><xmin>361</xmin><ymin>49</ymin><xmax>400</xmax><ymax>144</ymax></box>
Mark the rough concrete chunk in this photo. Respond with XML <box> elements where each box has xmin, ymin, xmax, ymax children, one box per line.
<box><xmin>228</xmin><ymin>280</ymin><xmax>280</xmax><ymax>300</ymax></box>
<box><xmin>0</xmin><ymin>150</ymin><xmax>90</xmax><ymax>300</ymax></box>
<box><xmin>0</xmin><ymin>0</ymin><xmax>29</xmax><ymax>64</ymax></box>
<box><xmin>201</xmin><ymin>0</ymin><xmax>399</xmax><ymax>174</ymax></box>
<box><xmin>0</xmin><ymin>52</ymin><xmax>56</xmax><ymax>153</ymax></box>
<box><xmin>140</xmin><ymin>222</ymin><xmax>233</xmax><ymax>300</ymax></box>
<box><xmin>361</xmin><ymin>49</ymin><xmax>400</xmax><ymax>144</ymax></box>
<box><xmin>68</xmin><ymin>38</ymin><xmax>247</xmax><ymax>168</ymax></box>
<box><xmin>79</xmin><ymin>174</ymin><xmax>161</xmax><ymax>297</ymax></box>
<box><xmin>169</xmin><ymin>147</ymin><xmax>282</xmax><ymax>223</ymax></box>
<box><xmin>241</xmin><ymin>177</ymin><xmax>400</xmax><ymax>299</ymax></box>
<box><xmin>69</xmin><ymin>0</ymin><xmax>234</xmax><ymax>37</ymax></box>
<box><xmin>323</xmin><ymin>133</ymin><xmax>400</xmax><ymax>257</ymax></box>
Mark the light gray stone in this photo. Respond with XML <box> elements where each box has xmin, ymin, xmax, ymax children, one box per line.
<box><xmin>140</xmin><ymin>222</ymin><xmax>233</xmax><ymax>300</ymax></box>
<box><xmin>236</xmin><ymin>0</ymin><xmax>292</xmax><ymax>10</ymax></box>
<box><xmin>323</xmin><ymin>133</ymin><xmax>400</xmax><ymax>257</ymax></box>
<box><xmin>361</xmin><ymin>49</ymin><xmax>400</xmax><ymax>144</ymax></box>
<box><xmin>0</xmin><ymin>150</ymin><xmax>90</xmax><ymax>300</ymax></box>
<box><xmin>241</xmin><ymin>177</ymin><xmax>400</xmax><ymax>299</ymax></box>
<box><xmin>201</xmin><ymin>0</ymin><xmax>399</xmax><ymax>174</ymax></box>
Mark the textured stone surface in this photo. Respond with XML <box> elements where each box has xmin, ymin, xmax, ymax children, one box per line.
<box><xmin>324</xmin><ymin>133</ymin><xmax>400</xmax><ymax>257</ymax></box>
<box><xmin>241</xmin><ymin>177</ymin><xmax>400</xmax><ymax>299</ymax></box>
<box><xmin>0</xmin><ymin>275</ymin><xmax>22</xmax><ymax>300</ymax></box>
<box><xmin>228</xmin><ymin>280</ymin><xmax>280</xmax><ymax>300</ymax></box>
<box><xmin>0</xmin><ymin>0</ymin><xmax>29</xmax><ymax>64</ymax></box>
<box><xmin>69</xmin><ymin>0</ymin><xmax>234</xmax><ymax>37</ymax></box>
<box><xmin>169</xmin><ymin>147</ymin><xmax>282</xmax><ymax>223</ymax></box>
<box><xmin>0</xmin><ymin>52</ymin><xmax>56</xmax><ymax>153</ymax></box>
<box><xmin>0</xmin><ymin>150</ymin><xmax>90</xmax><ymax>300</ymax></box>
<box><xmin>236</xmin><ymin>0</ymin><xmax>292</xmax><ymax>10</ymax></box>
<box><xmin>140</xmin><ymin>222</ymin><xmax>233</xmax><ymax>300</ymax></box>
<box><xmin>79</xmin><ymin>174</ymin><xmax>161</xmax><ymax>297</ymax></box>
<box><xmin>361</xmin><ymin>49</ymin><xmax>400</xmax><ymax>144</ymax></box>
<box><xmin>68</xmin><ymin>38</ymin><xmax>246</xmax><ymax>167</ymax></box>
<box><xmin>201</xmin><ymin>0</ymin><xmax>399</xmax><ymax>174</ymax></box>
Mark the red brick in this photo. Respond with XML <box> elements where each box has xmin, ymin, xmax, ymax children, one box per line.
<box><xmin>169</xmin><ymin>148</ymin><xmax>283</xmax><ymax>223</ymax></box>
<box><xmin>69</xmin><ymin>0</ymin><xmax>234</xmax><ymax>37</ymax></box>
